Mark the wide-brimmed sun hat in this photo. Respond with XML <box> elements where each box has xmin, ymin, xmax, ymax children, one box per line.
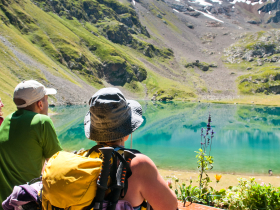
<box><xmin>13</xmin><ymin>80</ymin><xmax>57</xmax><ymax>108</ymax></box>
<box><xmin>84</xmin><ymin>87</ymin><xmax>143</xmax><ymax>142</ymax></box>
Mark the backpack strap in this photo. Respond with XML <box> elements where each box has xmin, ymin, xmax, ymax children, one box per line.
<box><xmin>87</xmin><ymin>147</ymin><xmax>114</xmax><ymax>210</ymax></box>
<box><xmin>85</xmin><ymin>145</ymin><xmax>142</xmax><ymax>210</ymax></box>
<box><xmin>85</xmin><ymin>145</ymin><xmax>103</xmax><ymax>157</ymax></box>
<box><xmin>106</xmin><ymin>150</ymin><xmax>136</xmax><ymax>210</ymax></box>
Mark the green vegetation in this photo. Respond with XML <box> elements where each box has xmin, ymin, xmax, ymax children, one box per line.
<box><xmin>223</xmin><ymin>30</ymin><xmax>280</xmax><ymax>97</ymax></box>
<box><xmin>143</xmin><ymin>70</ymin><xmax>196</xmax><ymax>100</ymax></box>
<box><xmin>0</xmin><ymin>0</ymin><xmax>198</xmax><ymax>110</ymax></box>
<box><xmin>238</xmin><ymin>66</ymin><xmax>280</xmax><ymax>94</ymax></box>
<box><xmin>185</xmin><ymin>61</ymin><xmax>217</xmax><ymax>72</ymax></box>
<box><xmin>175</xmin><ymin>177</ymin><xmax>280</xmax><ymax>209</ymax></box>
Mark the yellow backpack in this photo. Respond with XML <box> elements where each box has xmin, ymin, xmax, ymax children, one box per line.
<box><xmin>42</xmin><ymin>151</ymin><xmax>102</xmax><ymax>210</ymax></box>
<box><xmin>42</xmin><ymin>146</ymin><xmax>138</xmax><ymax>210</ymax></box>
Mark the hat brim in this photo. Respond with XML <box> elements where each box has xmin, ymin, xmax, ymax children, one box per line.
<box><xmin>84</xmin><ymin>99</ymin><xmax>143</xmax><ymax>142</ymax></box>
<box><xmin>45</xmin><ymin>88</ymin><xmax>57</xmax><ymax>95</ymax></box>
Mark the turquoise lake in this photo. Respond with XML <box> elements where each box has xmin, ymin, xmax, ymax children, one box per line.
<box><xmin>50</xmin><ymin>101</ymin><xmax>280</xmax><ymax>175</ymax></box>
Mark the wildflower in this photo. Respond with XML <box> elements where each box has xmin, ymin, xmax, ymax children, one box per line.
<box><xmin>260</xmin><ymin>182</ymin><xmax>265</xmax><ymax>186</ymax></box>
<box><xmin>214</xmin><ymin>174</ymin><xmax>222</xmax><ymax>183</ymax></box>
<box><xmin>167</xmin><ymin>180</ymin><xmax>172</xmax><ymax>188</ymax></box>
<box><xmin>207</xmin><ymin>114</ymin><xmax>212</xmax><ymax>131</ymax></box>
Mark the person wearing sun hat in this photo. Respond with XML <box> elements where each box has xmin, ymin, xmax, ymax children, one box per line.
<box><xmin>0</xmin><ymin>80</ymin><xmax>62</xmax><ymax>209</ymax></box>
<box><xmin>84</xmin><ymin>87</ymin><xmax>178</xmax><ymax>210</ymax></box>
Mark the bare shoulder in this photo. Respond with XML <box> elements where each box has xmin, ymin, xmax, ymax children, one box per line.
<box><xmin>130</xmin><ymin>153</ymin><xmax>157</xmax><ymax>174</ymax></box>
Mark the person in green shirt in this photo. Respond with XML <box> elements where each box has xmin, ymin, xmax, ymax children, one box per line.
<box><xmin>0</xmin><ymin>80</ymin><xmax>62</xmax><ymax>209</ymax></box>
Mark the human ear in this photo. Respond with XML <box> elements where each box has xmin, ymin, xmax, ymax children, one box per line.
<box><xmin>37</xmin><ymin>100</ymin><xmax>43</xmax><ymax>110</ymax></box>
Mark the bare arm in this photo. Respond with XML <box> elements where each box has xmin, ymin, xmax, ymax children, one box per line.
<box><xmin>128</xmin><ymin>154</ymin><xmax>178</xmax><ymax>210</ymax></box>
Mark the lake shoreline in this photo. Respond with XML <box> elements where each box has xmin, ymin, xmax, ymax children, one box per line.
<box><xmin>159</xmin><ymin>169</ymin><xmax>280</xmax><ymax>190</ymax></box>
<box><xmin>47</xmin><ymin>94</ymin><xmax>280</xmax><ymax>108</ymax></box>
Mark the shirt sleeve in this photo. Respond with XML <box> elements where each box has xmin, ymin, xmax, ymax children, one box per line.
<box><xmin>42</xmin><ymin>116</ymin><xmax>63</xmax><ymax>159</ymax></box>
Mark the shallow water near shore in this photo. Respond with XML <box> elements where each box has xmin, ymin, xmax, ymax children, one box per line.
<box><xmin>50</xmin><ymin>101</ymin><xmax>280</xmax><ymax>175</ymax></box>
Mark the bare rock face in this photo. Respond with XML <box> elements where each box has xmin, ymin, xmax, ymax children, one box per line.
<box><xmin>104</xmin><ymin>24</ymin><xmax>133</xmax><ymax>45</ymax></box>
<box><xmin>103</xmin><ymin>61</ymin><xmax>133</xmax><ymax>86</ymax></box>
<box><xmin>259</xmin><ymin>0</ymin><xmax>280</xmax><ymax>22</ymax></box>
<box><xmin>102</xmin><ymin>61</ymin><xmax>147</xmax><ymax>86</ymax></box>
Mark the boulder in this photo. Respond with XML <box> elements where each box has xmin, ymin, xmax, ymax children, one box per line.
<box><xmin>184</xmin><ymin>12</ymin><xmax>201</xmax><ymax>17</ymax></box>
<box><xmin>209</xmin><ymin>63</ymin><xmax>217</xmax><ymax>67</ymax></box>
<box><xmin>257</xmin><ymin>59</ymin><xmax>263</xmax><ymax>66</ymax></box>
<box><xmin>247</xmin><ymin>20</ymin><xmax>261</xmax><ymax>24</ymax></box>
<box><xmin>131</xmin><ymin>65</ymin><xmax>147</xmax><ymax>82</ymax></box>
<box><xmin>271</xmin><ymin>56</ymin><xmax>279</xmax><ymax>62</ymax></box>
<box><xmin>157</xmin><ymin>14</ymin><xmax>163</xmax><ymax>19</ymax></box>
<box><xmin>187</xmin><ymin>24</ymin><xmax>194</xmax><ymax>29</ymax></box>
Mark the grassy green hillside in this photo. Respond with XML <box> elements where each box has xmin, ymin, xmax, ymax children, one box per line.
<box><xmin>0</xmin><ymin>0</ymin><xmax>196</xmax><ymax>116</ymax></box>
<box><xmin>224</xmin><ymin>30</ymin><xmax>280</xmax><ymax>96</ymax></box>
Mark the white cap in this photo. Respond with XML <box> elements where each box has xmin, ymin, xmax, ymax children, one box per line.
<box><xmin>13</xmin><ymin>80</ymin><xmax>57</xmax><ymax>108</ymax></box>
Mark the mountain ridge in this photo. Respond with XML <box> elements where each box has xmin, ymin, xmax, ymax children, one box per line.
<box><xmin>2</xmin><ymin>0</ymin><xmax>280</xmax><ymax>114</ymax></box>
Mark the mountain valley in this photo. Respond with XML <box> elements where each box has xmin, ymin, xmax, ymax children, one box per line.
<box><xmin>1</xmin><ymin>0</ymin><xmax>280</xmax><ymax>114</ymax></box>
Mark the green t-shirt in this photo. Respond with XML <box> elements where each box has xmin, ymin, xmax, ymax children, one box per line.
<box><xmin>0</xmin><ymin>109</ymin><xmax>62</xmax><ymax>208</ymax></box>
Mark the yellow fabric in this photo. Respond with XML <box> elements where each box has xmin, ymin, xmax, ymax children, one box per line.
<box><xmin>42</xmin><ymin>151</ymin><xmax>102</xmax><ymax>210</ymax></box>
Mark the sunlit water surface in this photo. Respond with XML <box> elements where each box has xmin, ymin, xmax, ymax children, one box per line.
<box><xmin>50</xmin><ymin>101</ymin><xmax>280</xmax><ymax>175</ymax></box>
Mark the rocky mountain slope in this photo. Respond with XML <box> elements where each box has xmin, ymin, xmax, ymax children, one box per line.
<box><xmin>1</xmin><ymin>0</ymin><xmax>280</xmax><ymax>113</ymax></box>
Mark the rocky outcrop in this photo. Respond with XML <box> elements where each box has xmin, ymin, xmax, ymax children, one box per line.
<box><xmin>169</xmin><ymin>2</ymin><xmax>188</xmax><ymax>12</ymax></box>
<box><xmin>103</xmin><ymin>24</ymin><xmax>133</xmax><ymax>45</ymax></box>
<box><xmin>205</xmin><ymin>5</ymin><xmax>231</xmax><ymax>16</ymax></box>
<box><xmin>185</xmin><ymin>60</ymin><xmax>217</xmax><ymax>71</ymax></box>
<box><xmin>32</xmin><ymin>0</ymin><xmax>150</xmax><ymax>38</ymax></box>
<box><xmin>224</xmin><ymin>30</ymin><xmax>280</xmax><ymax>64</ymax></box>
<box><xmin>103</xmin><ymin>61</ymin><xmax>132</xmax><ymax>85</ymax></box>
<box><xmin>247</xmin><ymin>20</ymin><xmax>262</xmax><ymax>24</ymax></box>
<box><xmin>258</xmin><ymin>0</ymin><xmax>280</xmax><ymax>23</ymax></box>
<box><xmin>132</xmin><ymin>65</ymin><xmax>147</xmax><ymax>82</ymax></box>
<box><xmin>184</xmin><ymin>12</ymin><xmax>201</xmax><ymax>17</ymax></box>
<box><xmin>151</xmin><ymin>90</ymin><xmax>174</xmax><ymax>101</ymax></box>
<box><xmin>240</xmin><ymin>73</ymin><xmax>280</xmax><ymax>95</ymax></box>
